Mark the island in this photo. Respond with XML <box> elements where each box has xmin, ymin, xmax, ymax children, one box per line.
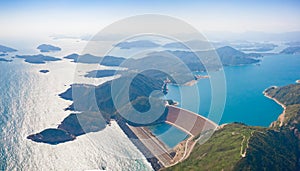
<box><xmin>285</xmin><ymin>41</ymin><xmax>300</xmax><ymax>47</ymax></box>
<box><xmin>37</xmin><ymin>44</ymin><xmax>61</xmax><ymax>52</ymax></box>
<box><xmin>280</xmin><ymin>46</ymin><xmax>300</xmax><ymax>54</ymax></box>
<box><xmin>39</xmin><ymin>70</ymin><xmax>49</xmax><ymax>73</ymax></box>
<box><xmin>84</xmin><ymin>70</ymin><xmax>116</xmax><ymax>78</ymax></box>
<box><xmin>0</xmin><ymin>58</ymin><xmax>13</xmax><ymax>62</ymax></box>
<box><xmin>28</xmin><ymin>71</ymin><xmax>169</xmax><ymax>144</ymax></box>
<box><xmin>63</xmin><ymin>53</ymin><xmax>125</xmax><ymax>66</ymax></box>
<box><xmin>15</xmin><ymin>54</ymin><xmax>61</xmax><ymax>64</ymax></box>
<box><xmin>216</xmin><ymin>46</ymin><xmax>261</xmax><ymax>66</ymax></box>
<box><xmin>0</xmin><ymin>44</ymin><xmax>17</xmax><ymax>53</ymax></box>
<box><xmin>143</xmin><ymin>46</ymin><xmax>261</xmax><ymax>73</ymax></box>
<box><xmin>234</xmin><ymin>42</ymin><xmax>278</xmax><ymax>52</ymax></box>
<box><xmin>27</xmin><ymin>128</ymin><xmax>75</xmax><ymax>145</ymax></box>
<box><xmin>0</xmin><ymin>53</ymin><xmax>8</xmax><ymax>56</ymax></box>
<box><xmin>163</xmin><ymin>40</ymin><xmax>277</xmax><ymax>52</ymax></box>
<box><xmin>162</xmin><ymin>40</ymin><xmax>213</xmax><ymax>50</ymax></box>
<box><xmin>114</xmin><ymin>40</ymin><xmax>160</xmax><ymax>49</ymax></box>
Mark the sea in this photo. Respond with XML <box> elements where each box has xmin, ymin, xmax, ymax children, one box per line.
<box><xmin>0</xmin><ymin>38</ymin><xmax>153</xmax><ymax>171</ymax></box>
<box><xmin>0</xmin><ymin>37</ymin><xmax>300</xmax><ymax>170</ymax></box>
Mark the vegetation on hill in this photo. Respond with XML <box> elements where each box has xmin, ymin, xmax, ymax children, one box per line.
<box><xmin>28</xmin><ymin>46</ymin><xmax>264</xmax><ymax>145</ymax></box>
<box><xmin>265</xmin><ymin>84</ymin><xmax>300</xmax><ymax>105</ymax></box>
<box><xmin>166</xmin><ymin>124</ymin><xmax>262</xmax><ymax>171</ymax></box>
<box><xmin>167</xmin><ymin>83</ymin><xmax>300</xmax><ymax>171</ymax></box>
<box><xmin>28</xmin><ymin>70</ymin><xmax>168</xmax><ymax>144</ymax></box>
<box><xmin>216</xmin><ymin>46</ymin><xmax>261</xmax><ymax>66</ymax></box>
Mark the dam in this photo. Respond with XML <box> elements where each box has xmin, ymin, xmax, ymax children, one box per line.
<box><xmin>166</xmin><ymin>105</ymin><xmax>218</xmax><ymax>136</ymax></box>
<box><xmin>120</xmin><ymin>105</ymin><xmax>218</xmax><ymax>170</ymax></box>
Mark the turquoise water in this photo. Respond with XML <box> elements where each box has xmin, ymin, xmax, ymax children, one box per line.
<box><xmin>1</xmin><ymin>51</ymin><xmax>299</xmax><ymax>168</ymax></box>
<box><xmin>168</xmin><ymin>54</ymin><xmax>300</xmax><ymax>126</ymax></box>
<box><xmin>147</xmin><ymin>123</ymin><xmax>188</xmax><ymax>148</ymax></box>
<box><xmin>150</xmin><ymin>54</ymin><xmax>300</xmax><ymax>148</ymax></box>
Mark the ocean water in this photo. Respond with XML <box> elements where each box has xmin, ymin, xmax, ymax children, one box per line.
<box><xmin>1</xmin><ymin>37</ymin><xmax>299</xmax><ymax>171</ymax></box>
<box><xmin>0</xmin><ymin>39</ymin><xmax>153</xmax><ymax>171</ymax></box>
<box><xmin>167</xmin><ymin>54</ymin><xmax>300</xmax><ymax>126</ymax></box>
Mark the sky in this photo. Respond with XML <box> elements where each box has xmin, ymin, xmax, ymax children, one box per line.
<box><xmin>0</xmin><ymin>0</ymin><xmax>300</xmax><ymax>39</ymax></box>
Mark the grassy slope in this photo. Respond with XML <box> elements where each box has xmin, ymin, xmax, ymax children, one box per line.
<box><xmin>166</xmin><ymin>124</ymin><xmax>264</xmax><ymax>171</ymax></box>
<box><xmin>166</xmin><ymin>83</ymin><xmax>300</xmax><ymax>171</ymax></box>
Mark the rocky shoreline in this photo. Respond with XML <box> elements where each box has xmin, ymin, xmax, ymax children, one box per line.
<box><xmin>263</xmin><ymin>86</ymin><xmax>286</xmax><ymax>127</ymax></box>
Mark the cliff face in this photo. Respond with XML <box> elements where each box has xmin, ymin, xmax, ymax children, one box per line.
<box><xmin>166</xmin><ymin>83</ymin><xmax>300</xmax><ymax>171</ymax></box>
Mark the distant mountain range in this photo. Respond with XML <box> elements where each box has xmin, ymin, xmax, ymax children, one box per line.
<box><xmin>115</xmin><ymin>40</ymin><xmax>160</xmax><ymax>49</ymax></box>
<box><xmin>204</xmin><ymin>31</ymin><xmax>300</xmax><ymax>42</ymax></box>
<box><xmin>55</xmin><ymin>31</ymin><xmax>300</xmax><ymax>42</ymax></box>
<box><xmin>113</xmin><ymin>39</ymin><xmax>282</xmax><ymax>54</ymax></box>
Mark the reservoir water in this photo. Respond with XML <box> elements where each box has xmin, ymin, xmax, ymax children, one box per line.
<box><xmin>174</xmin><ymin>54</ymin><xmax>300</xmax><ymax>126</ymax></box>
<box><xmin>151</xmin><ymin>54</ymin><xmax>300</xmax><ymax>148</ymax></box>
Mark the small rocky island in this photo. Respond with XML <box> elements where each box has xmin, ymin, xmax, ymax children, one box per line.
<box><xmin>27</xmin><ymin>128</ymin><xmax>75</xmax><ymax>145</ymax></box>
<box><xmin>37</xmin><ymin>44</ymin><xmax>61</xmax><ymax>52</ymax></box>
<box><xmin>16</xmin><ymin>54</ymin><xmax>61</xmax><ymax>64</ymax></box>
<box><xmin>39</xmin><ymin>70</ymin><xmax>49</xmax><ymax>73</ymax></box>
<box><xmin>0</xmin><ymin>53</ymin><xmax>8</xmax><ymax>56</ymax></box>
<box><xmin>0</xmin><ymin>58</ymin><xmax>13</xmax><ymax>62</ymax></box>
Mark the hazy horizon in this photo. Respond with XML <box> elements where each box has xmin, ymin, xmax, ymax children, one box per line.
<box><xmin>1</xmin><ymin>0</ymin><xmax>300</xmax><ymax>40</ymax></box>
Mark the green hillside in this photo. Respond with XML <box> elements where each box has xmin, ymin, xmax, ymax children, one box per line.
<box><xmin>166</xmin><ymin>83</ymin><xmax>300</xmax><ymax>171</ymax></box>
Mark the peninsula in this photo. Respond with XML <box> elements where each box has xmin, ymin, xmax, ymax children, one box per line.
<box><xmin>27</xmin><ymin>46</ymin><xmax>275</xmax><ymax>170</ymax></box>
<box><xmin>0</xmin><ymin>44</ymin><xmax>17</xmax><ymax>53</ymax></box>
